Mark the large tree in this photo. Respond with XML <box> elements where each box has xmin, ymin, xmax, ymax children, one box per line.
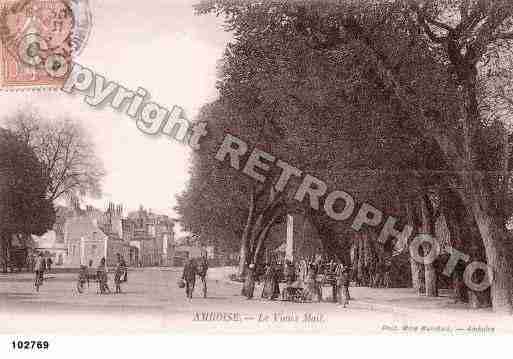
<box><xmin>274</xmin><ymin>0</ymin><xmax>513</xmax><ymax>311</ymax></box>
<box><xmin>190</xmin><ymin>0</ymin><xmax>513</xmax><ymax>311</ymax></box>
<box><xmin>194</xmin><ymin>0</ymin><xmax>445</xmax><ymax>284</ymax></box>
<box><xmin>178</xmin><ymin>1</ymin><xmax>419</xmax><ymax>288</ymax></box>
<box><xmin>5</xmin><ymin>107</ymin><xmax>105</xmax><ymax>202</ymax></box>
<box><xmin>0</xmin><ymin>128</ymin><xmax>55</xmax><ymax>271</ymax></box>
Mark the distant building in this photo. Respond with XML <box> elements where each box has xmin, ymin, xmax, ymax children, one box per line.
<box><xmin>123</xmin><ymin>206</ymin><xmax>175</xmax><ymax>267</ymax></box>
<box><xmin>62</xmin><ymin>210</ymin><xmax>132</xmax><ymax>267</ymax></box>
<box><xmin>30</xmin><ymin>203</ymin><xmax>176</xmax><ymax>268</ymax></box>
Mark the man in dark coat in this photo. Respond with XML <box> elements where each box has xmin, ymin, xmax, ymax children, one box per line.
<box><xmin>46</xmin><ymin>257</ymin><xmax>53</xmax><ymax>273</ymax></box>
<box><xmin>114</xmin><ymin>253</ymin><xmax>127</xmax><ymax>294</ymax></box>
<box><xmin>182</xmin><ymin>258</ymin><xmax>196</xmax><ymax>299</ymax></box>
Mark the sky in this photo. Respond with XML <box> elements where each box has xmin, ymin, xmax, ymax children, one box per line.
<box><xmin>0</xmin><ymin>0</ymin><xmax>233</xmax><ymax>222</ymax></box>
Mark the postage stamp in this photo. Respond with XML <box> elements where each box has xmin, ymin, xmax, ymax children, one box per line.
<box><xmin>0</xmin><ymin>0</ymin><xmax>91</xmax><ymax>90</ymax></box>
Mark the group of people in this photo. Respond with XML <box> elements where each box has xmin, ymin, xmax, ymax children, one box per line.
<box><xmin>84</xmin><ymin>253</ymin><xmax>128</xmax><ymax>294</ymax></box>
<box><xmin>34</xmin><ymin>252</ymin><xmax>128</xmax><ymax>294</ymax></box>
<box><xmin>181</xmin><ymin>256</ymin><xmax>209</xmax><ymax>299</ymax></box>
<box><xmin>31</xmin><ymin>253</ymin><xmax>52</xmax><ymax>273</ymax></box>
<box><xmin>247</xmin><ymin>257</ymin><xmax>351</xmax><ymax>307</ymax></box>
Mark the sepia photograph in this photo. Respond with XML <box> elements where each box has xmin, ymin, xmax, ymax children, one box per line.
<box><xmin>1</xmin><ymin>0</ymin><xmax>513</xmax><ymax>355</ymax></box>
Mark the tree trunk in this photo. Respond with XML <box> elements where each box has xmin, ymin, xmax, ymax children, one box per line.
<box><xmin>238</xmin><ymin>188</ymin><xmax>257</xmax><ymax>278</ymax></box>
<box><xmin>410</xmin><ymin>257</ymin><xmax>421</xmax><ymax>293</ymax></box>
<box><xmin>363</xmin><ymin>232</ymin><xmax>373</xmax><ymax>286</ymax></box>
<box><xmin>252</xmin><ymin>213</ymin><xmax>279</xmax><ymax>265</ymax></box>
<box><xmin>471</xmin><ymin>196</ymin><xmax>512</xmax><ymax>313</ymax></box>
<box><xmin>344</xmin><ymin>18</ymin><xmax>511</xmax><ymax>311</ymax></box>
<box><xmin>404</xmin><ymin>201</ymin><xmax>421</xmax><ymax>293</ymax></box>
<box><xmin>242</xmin><ymin>206</ymin><xmax>281</xmax><ymax>297</ymax></box>
<box><xmin>445</xmin><ymin>208</ymin><xmax>468</xmax><ymax>303</ymax></box>
<box><xmin>424</xmin><ymin>256</ymin><xmax>438</xmax><ymax>296</ymax></box>
<box><xmin>5</xmin><ymin>235</ymin><xmax>12</xmax><ymax>273</ymax></box>
<box><xmin>350</xmin><ymin>238</ymin><xmax>359</xmax><ymax>286</ymax></box>
<box><xmin>242</xmin><ymin>267</ymin><xmax>256</xmax><ymax>299</ymax></box>
<box><xmin>0</xmin><ymin>234</ymin><xmax>8</xmax><ymax>273</ymax></box>
<box><xmin>357</xmin><ymin>234</ymin><xmax>365</xmax><ymax>286</ymax></box>
<box><xmin>419</xmin><ymin>196</ymin><xmax>438</xmax><ymax>297</ymax></box>
<box><xmin>238</xmin><ymin>243</ymin><xmax>248</xmax><ymax>279</ymax></box>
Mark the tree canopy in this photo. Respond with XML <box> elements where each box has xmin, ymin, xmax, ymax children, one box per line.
<box><xmin>177</xmin><ymin>0</ymin><xmax>513</xmax><ymax>310</ymax></box>
<box><xmin>5</xmin><ymin>107</ymin><xmax>105</xmax><ymax>202</ymax></box>
<box><xmin>0</xmin><ymin>128</ymin><xmax>55</xmax><ymax>239</ymax></box>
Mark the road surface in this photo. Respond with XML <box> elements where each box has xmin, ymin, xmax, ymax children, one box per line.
<box><xmin>0</xmin><ymin>267</ymin><xmax>511</xmax><ymax>335</ymax></box>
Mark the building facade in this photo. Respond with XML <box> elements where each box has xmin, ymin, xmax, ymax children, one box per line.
<box><xmin>123</xmin><ymin>206</ymin><xmax>175</xmax><ymax>267</ymax></box>
<box><xmin>62</xmin><ymin>213</ymin><xmax>132</xmax><ymax>267</ymax></box>
<box><xmin>30</xmin><ymin>203</ymin><xmax>175</xmax><ymax>268</ymax></box>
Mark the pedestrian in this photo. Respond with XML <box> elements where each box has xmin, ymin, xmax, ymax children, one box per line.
<box><xmin>87</xmin><ymin>259</ymin><xmax>94</xmax><ymax>287</ymax></box>
<box><xmin>26</xmin><ymin>254</ymin><xmax>33</xmax><ymax>273</ymax></box>
<box><xmin>33</xmin><ymin>253</ymin><xmax>45</xmax><ymax>292</ymax></box>
<box><xmin>261</xmin><ymin>263</ymin><xmax>273</xmax><ymax>299</ymax></box>
<box><xmin>196</xmin><ymin>254</ymin><xmax>208</xmax><ymax>298</ymax></box>
<box><xmin>336</xmin><ymin>262</ymin><xmax>351</xmax><ymax>308</ymax></box>
<box><xmin>97</xmin><ymin>257</ymin><xmax>110</xmax><ymax>294</ymax></box>
<box><xmin>314</xmin><ymin>257</ymin><xmax>324</xmax><ymax>302</ymax></box>
<box><xmin>121</xmin><ymin>256</ymin><xmax>128</xmax><ymax>283</ymax></box>
<box><xmin>114</xmin><ymin>253</ymin><xmax>126</xmax><ymax>294</ymax></box>
<box><xmin>261</xmin><ymin>261</ymin><xmax>280</xmax><ymax>300</ymax></box>
<box><xmin>299</xmin><ymin>258</ymin><xmax>308</xmax><ymax>285</ymax></box>
<box><xmin>77</xmin><ymin>264</ymin><xmax>88</xmax><ymax>293</ymax></box>
<box><xmin>46</xmin><ymin>256</ymin><xmax>53</xmax><ymax>273</ymax></box>
<box><xmin>327</xmin><ymin>260</ymin><xmax>338</xmax><ymax>303</ymax></box>
<box><xmin>304</xmin><ymin>261</ymin><xmax>321</xmax><ymax>302</ymax></box>
<box><xmin>281</xmin><ymin>260</ymin><xmax>296</xmax><ymax>300</ymax></box>
<box><xmin>284</xmin><ymin>260</ymin><xmax>296</xmax><ymax>285</ymax></box>
<box><xmin>182</xmin><ymin>258</ymin><xmax>196</xmax><ymax>299</ymax></box>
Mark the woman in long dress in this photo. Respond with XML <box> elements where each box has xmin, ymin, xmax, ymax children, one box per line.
<box><xmin>298</xmin><ymin>259</ymin><xmax>308</xmax><ymax>286</ymax></box>
<box><xmin>304</xmin><ymin>262</ymin><xmax>321</xmax><ymax>302</ymax></box>
<box><xmin>270</xmin><ymin>263</ymin><xmax>281</xmax><ymax>300</ymax></box>
<box><xmin>261</xmin><ymin>264</ymin><xmax>273</xmax><ymax>299</ymax></box>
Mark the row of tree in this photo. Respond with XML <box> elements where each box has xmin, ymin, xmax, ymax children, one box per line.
<box><xmin>175</xmin><ymin>0</ymin><xmax>513</xmax><ymax>312</ymax></box>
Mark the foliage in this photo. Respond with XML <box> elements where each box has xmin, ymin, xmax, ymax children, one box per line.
<box><xmin>0</xmin><ymin>128</ymin><xmax>55</xmax><ymax>238</ymax></box>
<box><xmin>5</xmin><ymin>107</ymin><xmax>105</xmax><ymax>202</ymax></box>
